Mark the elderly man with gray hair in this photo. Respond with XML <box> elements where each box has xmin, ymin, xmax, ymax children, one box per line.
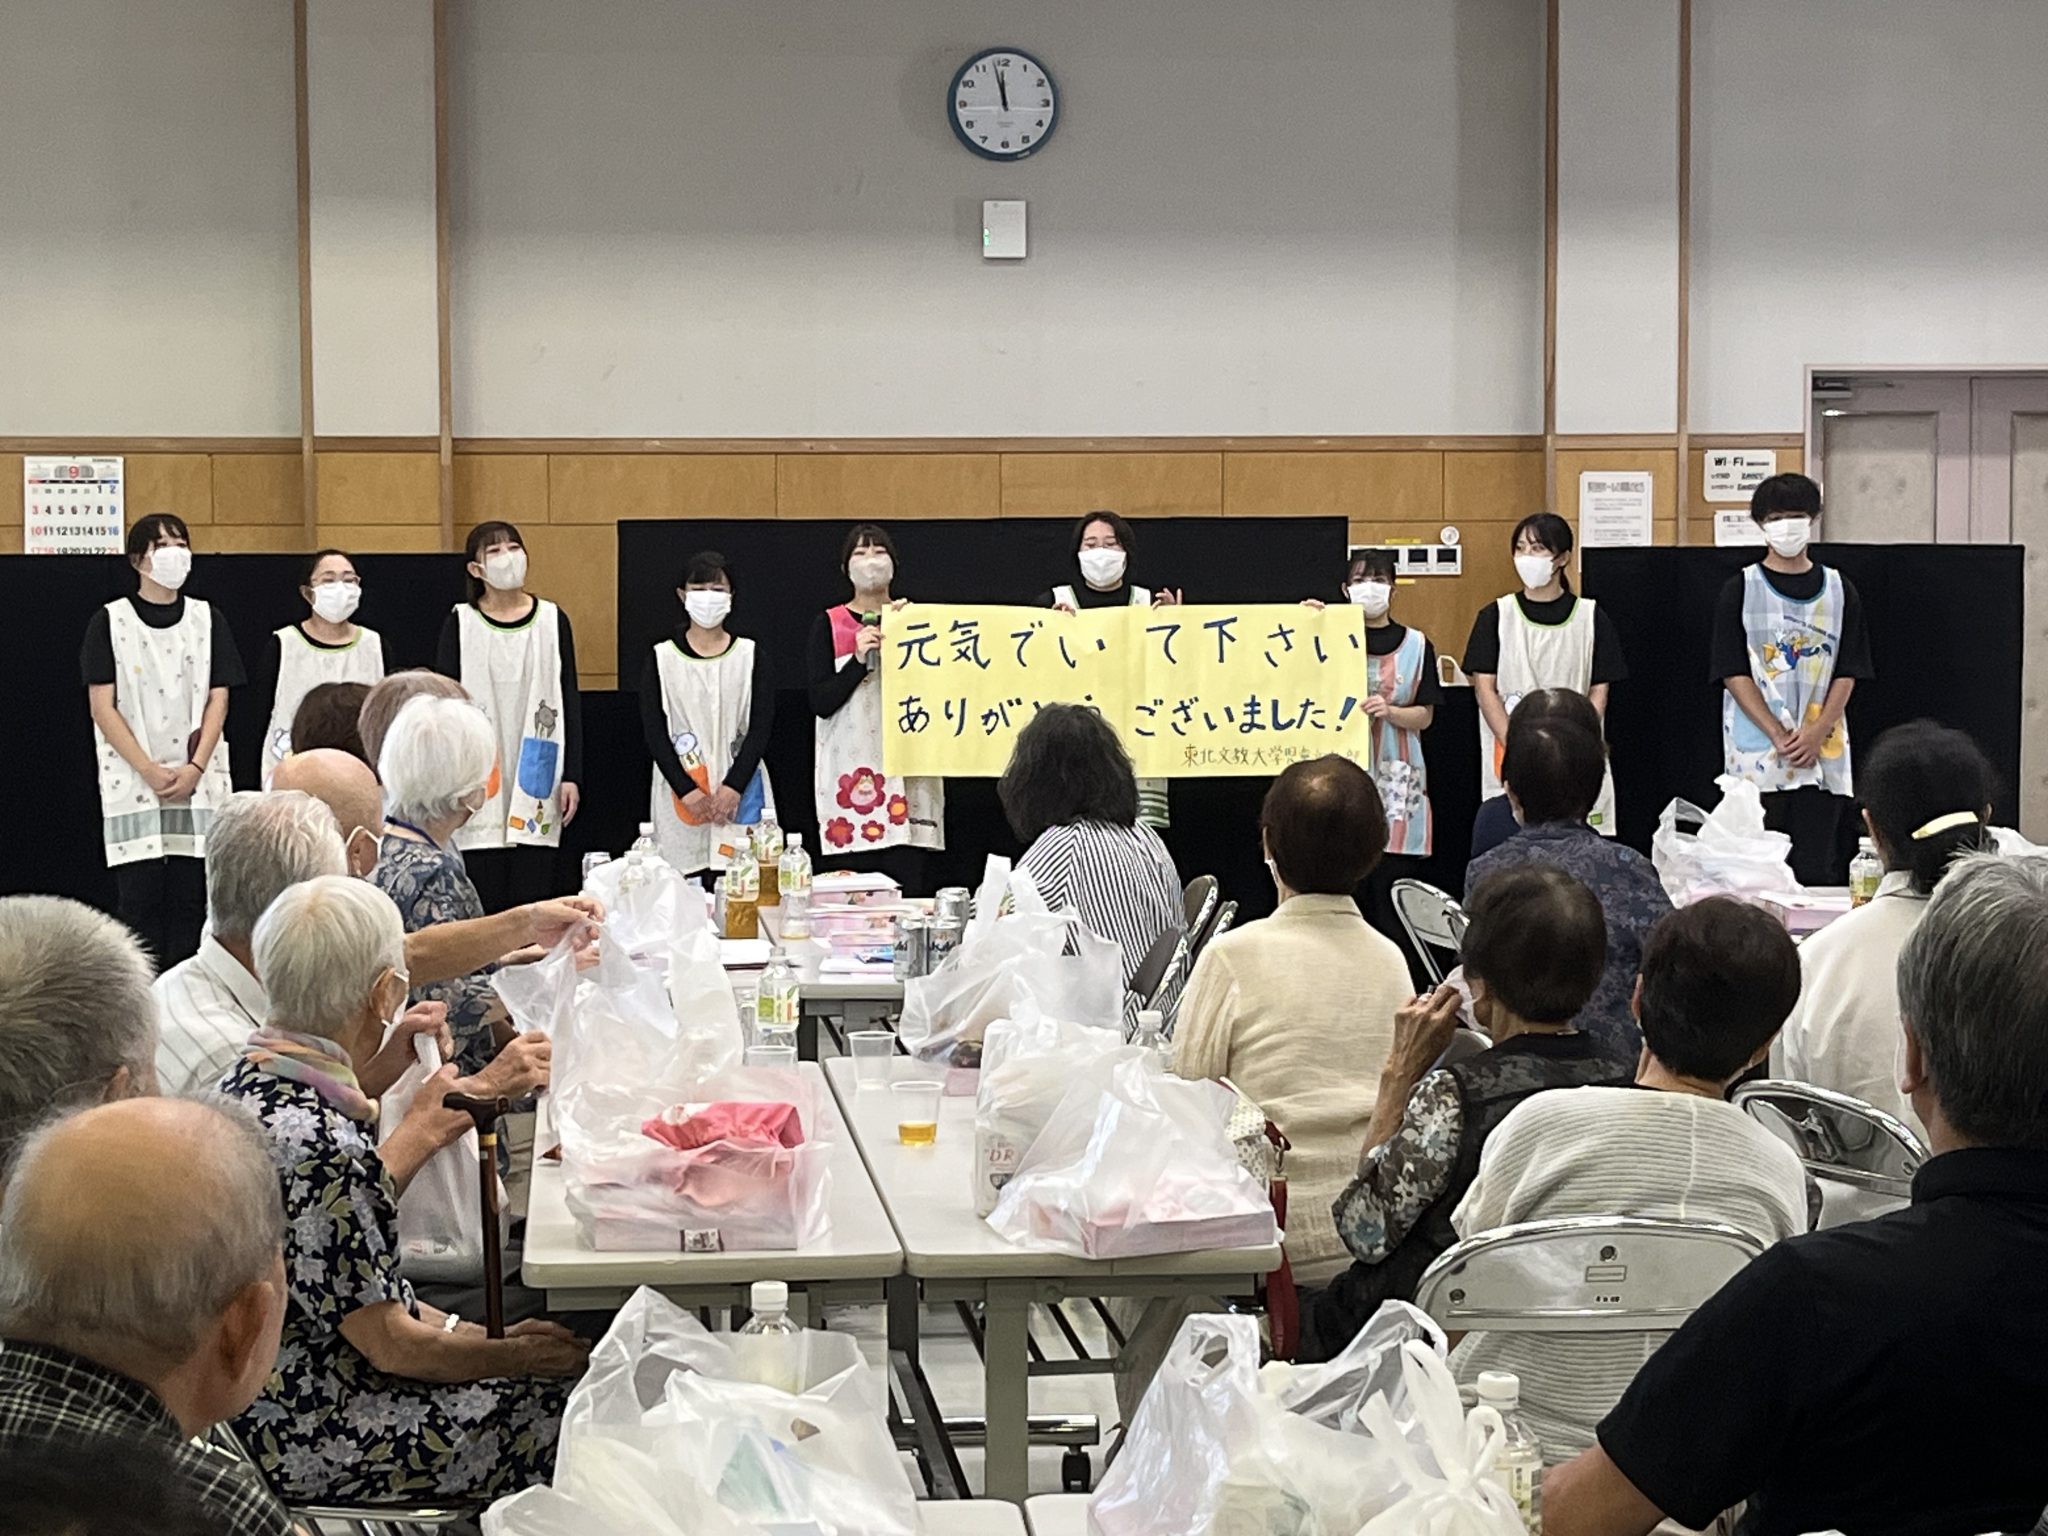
<box><xmin>0</xmin><ymin>895</ymin><xmax>159</xmax><ymax>1180</ymax></box>
<box><xmin>217</xmin><ymin>874</ymin><xmax>585</xmax><ymax>1505</ymax></box>
<box><xmin>0</xmin><ymin>1096</ymin><xmax>294</xmax><ymax>1535</ymax></box>
<box><xmin>1546</xmin><ymin>853</ymin><xmax>2048</xmax><ymax>1536</ymax></box>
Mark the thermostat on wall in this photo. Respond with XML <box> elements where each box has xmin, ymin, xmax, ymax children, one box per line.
<box><xmin>983</xmin><ymin>200</ymin><xmax>1027</xmax><ymax>259</ymax></box>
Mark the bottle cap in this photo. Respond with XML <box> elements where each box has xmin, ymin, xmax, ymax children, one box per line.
<box><xmin>1136</xmin><ymin>1009</ymin><xmax>1164</xmax><ymax>1035</ymax></box>
<box><xmin>768</xmin><ymin>946</ymin><xmax>787</xmax><ymax>961</ymax></box>
<box><xmin>751</xmin><ymin>1279</ymin><xmax>789</xmax><ymax>1312</ymax></box>
<box><xmin>1476</xmin><ymin>1370</ymin><xmax>1520</xmax><ymax>1406</ymax></box>
<box><xmin>788</xmin><ymin>834</ymin><xmax>803</xmax><ymax>849</ymax></box>
<box><xmin>638</xmin><ymin>821</ymin><xmax>654</xmax><ymax>835</ymax></box>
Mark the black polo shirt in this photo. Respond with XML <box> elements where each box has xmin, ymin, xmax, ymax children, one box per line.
<box><xmin>1597</xmin><ymin>1147</ymin><xmax>2048</xmax><ymax>1536</ymax></box>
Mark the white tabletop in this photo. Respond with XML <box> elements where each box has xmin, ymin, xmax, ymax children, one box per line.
<box><xmin>522</xmin><ymin>1062</ymin><xmax>903</xmax><ymax>1291</ymax></box>
<box><xmin>756</xmin><ymin>906</ymin><xmax>905</xmax><ymax>1003</ymax></box>
<box><xmin>920</xmin><ymin>1503</ymin><xmax>1030</xmax><ymax>1535</ymax></box>
<box><xmin>824</xmin><ymin>1057</ymin><xmax>1282</xmax><ymax>1282</ymax></box>
<box><xmin>1023</xmin><ymin>1494</ymin><xmax>1090</xmax><ymax>1536</ymax></box>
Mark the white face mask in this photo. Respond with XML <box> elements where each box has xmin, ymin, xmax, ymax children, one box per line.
<box><xmin>1764</xmin><ymin>516</ymin><xmax>1813</xmax><ymax>558</ymax></box>
<box><xmin>310</xmin><ymin>582</ymin><xmax>360</xmax><ymax>623</ymax></box>
<box><xmin>1078</xmin><ymin>547</ymin><xmax>1127</xmax><ymax>587</ymax></box>
<box><xmin>148</xmin><ymin>545</ymin><xmax>192</xmax><ymax>591</ymax></box>
<box><xmin>480</xmin><ymin>548</ymin><xmax>527</xmax><ymax>591</ymax></box>
<box><xmin>1514</xmin><ymin>552</ymin><xmax>1558</xmax><ymax>591</ymax></box>
<box><xmin>684</xmin><ymin>590</ymin><xmax>733</xmax><ymax>628</ymax></box>
<box><xmin>1347</xmin><ymin>581</ymin><xmax>1392</xmax><ymax>617</ymax></box>
<box><xmin>848</xmin><ymin>554</ymin><xmax>894</xmax><ymax>589</ymax></box>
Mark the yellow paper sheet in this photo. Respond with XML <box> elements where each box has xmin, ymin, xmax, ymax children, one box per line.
<box><xmin>881</xmin><ymin>603</ymin><xmax>1380</xmax><ymax>777</ymax></box>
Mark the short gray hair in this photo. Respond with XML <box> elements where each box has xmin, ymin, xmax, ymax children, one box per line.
<box><xmin>0</xmin><ymin>1096</ymin><xmax>284</xmax><ymax>1372</ymax></box>
<box><xmin>253</xmin><ymin>875</ymin><xmax>406</xmax><ymax>1042</ymax></box>
<box><xmin>378</xmin><ymin>694</ymin><xmax>497</xmax><ymax>828</ymax></box>
<box><xmin>0</xmin><ymin>897</ymin><xmax>157</xmax><ymax>1175</ymax></box>
<box><xmin>206</xmin><ymin>791</ymin><xmax>349</xmax><ymax>942</ymax></box>
<box><xmin>1898</xmin><ymin>853</ymin><xmax>2048</xmax><ymax>1149</ymax></box>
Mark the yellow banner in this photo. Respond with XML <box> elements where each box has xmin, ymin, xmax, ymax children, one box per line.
<box><xmin>881</xmin><ymin>603</ymin><xmax>1380</xmax><ymax>777</ymax></box>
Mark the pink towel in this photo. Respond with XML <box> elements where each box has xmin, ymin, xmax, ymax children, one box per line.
<box><xmin>640</xmin><ymin>1101</ymin><xmax>806</xmax><ymax>1153</ymax></box>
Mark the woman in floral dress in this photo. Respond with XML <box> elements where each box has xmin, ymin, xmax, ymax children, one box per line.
<box><xmin>218</xmin><ymin>875</ymin><xmax>587</xmax><ymax>1504</ymax></box>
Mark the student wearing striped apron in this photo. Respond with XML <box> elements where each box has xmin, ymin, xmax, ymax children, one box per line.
<box><xmin>1711</xmin><ymin>473</ymin><xmax>1873</xmax><ymax>885</ymax></box>
<box><xmin>257</xmin><ymin>549</ymin><xmax>385</xmax><ymax>785</ymax></box>
<box><xmin>434</xmin><ymin>521</ymin><xmax>582</xmax><ymax>912</ymax></box>
<box><xmin>80</xmin><ymin>514</ymin><xmax>243</xmax><ymax>966</ymax></box>
<box><xmin>1040</xmin><ymin>510</ymin><xmax>1181</xmax><ymax>830</ymax></box>
<box><xmin>1463</xmin><ymin>513</ymin><xmax>1626</xmax><ymax>837</ymax></box>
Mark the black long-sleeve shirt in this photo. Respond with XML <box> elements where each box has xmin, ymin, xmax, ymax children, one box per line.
<box><xmin>434</xmin><ymin>601</ymin><xmax>584</xmax><ymax>784</ymax></box>
<box><xmin>807</xmin><ymin>608</ymin><xmax>879</xmax><ymax>720</ymax></box>
<box><xmin>638</xmin><ymin>630</ymin><xmax>775</xmax><ymax>797</ymax></box>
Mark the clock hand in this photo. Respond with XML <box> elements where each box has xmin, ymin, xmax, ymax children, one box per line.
<box><xmin>997</xmin><ymin>65</ymin><xmax>1009</xmax><ymax>110</ymax></box>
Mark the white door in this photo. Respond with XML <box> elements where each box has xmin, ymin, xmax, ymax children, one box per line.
<box><xmin>1973</xmin><ymin>378</ymin><xmax>2048</xmax><ymax>832</ymax></box>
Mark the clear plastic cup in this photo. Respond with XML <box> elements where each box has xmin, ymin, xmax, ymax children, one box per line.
<box><xmin>892</xmin><ymin>1079</ymin><xmax>943</xmax><ymax>1146</ymax></box>
<box><xmin>753</xmin><ymin>1022</ymin><xmax>798</xmax><ymax>1055</ymax></box>
<box><xmin>745</xmin><ymin>1044</ymin><xmax>798</xmax><ymax>1069</ymax></box>
<box><xmin>849</xmin><ymin>1031</ymin><xmax>896</xmax><ymax>1089</ymax></box>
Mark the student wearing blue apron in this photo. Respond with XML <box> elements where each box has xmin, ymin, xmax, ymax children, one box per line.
<box><xmin>1711</xmin><ymin>473</ymin><xmax>1873</xmax><ymax>886</ymax></box>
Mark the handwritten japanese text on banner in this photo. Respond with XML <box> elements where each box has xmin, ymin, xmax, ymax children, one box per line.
<box><xmin>881</xmin><ymin>604</ymin><xmax>1379</xmax><ymax>777</ymax></box>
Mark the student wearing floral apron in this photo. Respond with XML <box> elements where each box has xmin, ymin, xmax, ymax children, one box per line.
<box><xmin>1041</xmin><ymin>510</ymin><xmax>1182</xmax><ymax>831</ymax></box>
<box><xmin>259</xmin><ymin>549</ymin><xmax>385</xmax><ymax>785</ymax></box>
<box><xmin>639</xmin><ymin>551</ymin><xmax>776</xmax><ymax>879</ymax></box>
<box><xmin>435</xmin><ymin>521</ymin><xmax>582</xmax><ymax>912</ymax></box>
<box><xmin>1711</xmin><ymin>474</ymin><xmax>1873</xmax><ymax>885</ymax></box>
<box><xmin>80</xmin><ymin>514</ymin><xmax>242</xmax><ymax>966</ymax></box>
<box><xmin>806</xmin><ymin>524</ymin><xmax>943</xmax><ymax>889</ymax></box>
<box><xmin>1463</xmin><ymin>514</ymin><xmax>1627</xmax><ymax>837</ymax></box>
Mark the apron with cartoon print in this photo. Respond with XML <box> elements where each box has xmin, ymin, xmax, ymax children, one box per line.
<box><xmin>1478</xmin><ymin>593</ymin><xmax>1618</xmax><ymax>836</ymax></box>
<box><xmin>1371</xmin><ymin>625</ymin><xmax>1433</xmax><ymax>857</ymax></box>
<box><xmin>1722</xmin><ymin>564</ymin><xmax>1852</xmax><ymax>795</ymax></box>
<box><xmin>814</xmin><ymin>605</ymin><xmax>944</xmax><ymax>856</ymax></box>
<box><xmin>94</xmin><ymin>598</ymin><xmax>234</xmax><ymax>866</ymax></box>
<box><xmin>453</xmin><ymin>600</ymin><xmax>566</xmax><ymax>850</ymax></box>
<box><xmin>650</xmin><ymin>635</ymin><xmax>775</xmax><ymax>873</ymax></box>
<box><xmin>261</xmin><ymin>624</ymin><xmax>385</xmax><ymax>785</ymax></box>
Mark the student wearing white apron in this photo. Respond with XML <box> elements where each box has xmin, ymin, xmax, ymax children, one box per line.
<box><xmin>1463</xmin><ymin>513</ymin><xmax>1626</xmax><ymax>837</ymax></box>
<box><xmin>434</xmin><ymin>521</ymin><xmax>582</xmax><ymax>912</ymax></box>
<box><xmin>1712</xmin><ymin>474</ymin><xmax>1874</xmax><ymax>886</ymax></box>
<box><xmin>258</xmin><ymin>549</ymin><xmax>385</xmax><ymax>784</ymax></box>
<box><xmin>806</xmin><ymin>523</ymin><xmax>943</xmax><ymax>887</ymax></box>
<box><xmin>639</xmin><ymin>551</ymin><xmax>777</xmax><ymax>878</ymax></box>
<box><xmin>1041</xmin><ymin>510</ymin><xmax>1182</xmax><ymax>830</ymax></box>
<box><xmin>79</xmin><ymin>514</ymin><xmax>243</xmax><ymax>966</ymax></box>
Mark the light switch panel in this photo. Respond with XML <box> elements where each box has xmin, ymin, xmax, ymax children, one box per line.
<box><xmin>982</xmin><ymin>200</ymin><xmax>1027</xmax><ymax>259</ymax></box>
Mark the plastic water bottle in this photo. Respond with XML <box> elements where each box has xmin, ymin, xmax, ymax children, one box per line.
<box><xmin>756</xmin><ymin>815</ymin><xmax>785</xmax><ymax>906</ymax></box>
<box><xmin>629</xmin><ymin>821</ymin><xmax>658</xmax><ymax>859</ymax></box>
<box><xmin>580</xmin><ymin>851</ymin><xmax>611</xmax><ymax>883</ymax></box>
<box><xmin>1477</xmin><ymin>1371</ymin><xmax>1542</xmax><ymax>1533</ymax></box>
<box><xmin>733</xmin><ymin>1280</ymin><xmax>803</xmax><ymax>1393</ymax></box>
<box><xmin>778</xmin><ymin>834</ymin><xmax>813</xmax><ymax>939</ymax></box>
<box><xmin>1134</xmin><ymin>1009</ymin><xmax>1166</xmax><ymax>1065</ymax></box>
<box><xmin>1849</xmin><ymin>836</ymin><xmax>1883</xmax><ymax>907</ymax></box>
<box><xmin>757</xmin><ymin>946</ymin><xmax>801</xmax><ymax>1048</ymax></box>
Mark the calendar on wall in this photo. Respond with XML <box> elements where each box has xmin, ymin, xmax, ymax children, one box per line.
<box><xmin>23</xmin><ymin>456</ymin><xmax>124</xmax><ymax>554</ymax></box>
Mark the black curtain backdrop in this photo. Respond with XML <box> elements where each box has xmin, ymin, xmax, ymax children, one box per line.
<box><xmin>1585</xmin><ymin>544</ymin><xmax>2024</xmax><ymax>851</ymax></box>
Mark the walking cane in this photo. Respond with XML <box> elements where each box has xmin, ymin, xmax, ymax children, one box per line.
<box><xmin>443</xmin><ymin>1092</ymin><xmax>513</xmax><ymax>1338</ymax></box>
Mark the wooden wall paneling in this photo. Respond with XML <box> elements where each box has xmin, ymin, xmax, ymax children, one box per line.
<box><xmin>669</xmin><ymin>455</ymin><xmax>777</xmax><ymax>521</ymax></box>
<box><xmin>205</xmin><ymin>525</ymin><xmax>318</xmax><ymax>554</ymax></box>
<box><xmin>121</xmin><ymin>455</ymin><xmax>215</xmax><ymax>526</ymax></box>
<box><xmin>547</xmin><ymin>454</ymin><xmax>776</xmax><ymax>524</ymax></box>
<box><xmin>1222</xmin><ymin>452</ymin><xmax>1445</xmax><ymax>520</ymax></box>
<box><xmin>1443</xmin><ymin>451</ymin><xmax>1548</xmax><ymax>526</ymax></box>
<box><xmin>0</xmin><ymin>456</ymin><xmax>21</xmax><ymax>554</ymax></box>
<box><xmin>316</xmin><ymin>523</ymin><xmax>450</xmax><ymax>553</ymax></box>
<box><xmin>454</xmin><ymin>453</ymin><xmax>550</xmax><ymax>532</ymax></box>
<box><xmin>519</xmin><ymin>524</ymin><xmax>617</xmax><ymax>690</ymax></box>
<box><xmin>999</xmin><ymin>452</ymin><xmax>1223</xmax><ymax>519</ymax></box>
<box><xmin>775</xmin><ymin>453</ymin><xmax>1001</xmax><ymax>521</ymax></box>
<box><xmin>211</xmin><ymin>455</ymin><xmax>307</xmax><ymax>527</ymax></box>
<box><xmin>315</xmin><ymin>452</ymin><xmax>441</xmax><ymax>528</ymax></box>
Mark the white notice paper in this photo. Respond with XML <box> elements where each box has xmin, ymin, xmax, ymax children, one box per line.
<box><xmin>1714</xmin><ymin>509</ymin><xmax>1769</xmax><ymax>547</ymax></box>
<box><xmin>1577</xmin><ymin>471</ymin><xmax>1654</xmax><ymax>548</ymax></box>
<box><xmin>1702</xmin><ymin>449</ymin><xmax>1777</xmax><ymax>504</ymax></box>
<box><xmin>24</xmin><ymin>456</ymin><xmax>124</xmax><ymax>554</ymax></box>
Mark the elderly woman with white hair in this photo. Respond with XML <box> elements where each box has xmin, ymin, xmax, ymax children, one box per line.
<box><xmin>369</xmin><ymin>694</ymin><xmax>513</xmax><ymax>1076</ymax></box>
<box><xmin>219</xmin><ymin>875</ymin><xmax>588</xmax><ymax>1504</ymax></box>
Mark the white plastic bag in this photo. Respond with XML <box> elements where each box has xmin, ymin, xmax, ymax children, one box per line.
<box><xmin>987</xmin><ymin>1054</ymin><xmax>1276</xmax><ymax>1259</ymax></box>
<box><xmin>1652</xmin><ymin>774</ymin><xmax>1797</xmax><ymax>904</ymax></box>
<box><xmin>1357</xmin><ymin>1341</ymin><xmax>1526</xmax><ymax>1536</ymax></box>
<box><xmin>1089</xmin><ymin>1307</ymin><xmax>1442</xmax><ymax>1536</ymax></box>
<box><xmin>972</xmin><ymin>1006</ymin><xmax>1132</xmax><ymax>1216</ymax></box>
<box><xmin>585</xmin><ymin>851</ymin><xmax>706</xmax><ymax>959</ymax></box>
<box><xmin>380</xmin><ymin>1035</ymin><xmax>501</xmax><ymax>1282</ymax></box>
<box><xmin>484</xmin><ymin>1288</ymin><xmax>915</xmax><ymax>1536</ymax></box>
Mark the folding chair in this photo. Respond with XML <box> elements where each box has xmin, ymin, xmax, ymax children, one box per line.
<box><xmin>1182</xmin><ymin>875</ymin><xmax>1219</xmax><ymax>952</ymax></box>
<box><xmin>1389</xmin><ymin>879</ymin><xmax>1468</xmax><ymax>986</ymax></box>
<box><xmin>1204</xmin><ymin>900</ymin><xmax>1238</xmax><ymax>950</ymax></box>
<box><xmin>207</xmin><ymin>1426</ymin><xmax>476</xmax><ymax>1535</ymax></box>
<box><xmin>1732</xmin><ymin>1079</ymin><xmax>1928</xmax><ymax>1223</ymax></box>
<box><xmin>1414</xmin><ymin>1215</ymin><xmax>1766</xmax><ymax>1335</ymax></box>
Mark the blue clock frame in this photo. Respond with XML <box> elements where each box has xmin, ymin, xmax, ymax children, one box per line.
<box><xmin>948</xmin><ymin>47</ymin><xmax>1058</xmax><ymax>162</ymax></box>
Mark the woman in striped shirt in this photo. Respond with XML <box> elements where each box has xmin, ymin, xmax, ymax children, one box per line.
<box><xmin>999</xmin><ymin>703</ymin><xmax>1184</xmax><ymax>1023</ymax></box>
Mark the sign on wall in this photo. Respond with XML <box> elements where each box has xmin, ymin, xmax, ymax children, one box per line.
<box><xmin>24</xmin><ymin>456</ymin><xmax>124</xmax><ymax>554</ymax></box>
<box><xmin>882</xmin><ymin>603</ymin><xmax>1378</xmax><ymax>778</ymax></box>
<box><xmin>1577</xmin><ymin>471</ymin><xmax>1654</xmax><ymax>548</ymax></box>
<box><xmin>1702</xmin><ymin>449</ymin><xmax>1776</xmax><ymax>505</ymax></box>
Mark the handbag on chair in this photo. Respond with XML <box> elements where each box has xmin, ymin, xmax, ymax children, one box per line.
<box><xmin>1224</xmin><ymin>1084</ymin><xmax>1298</xmax><ymax>1361</ymax></box>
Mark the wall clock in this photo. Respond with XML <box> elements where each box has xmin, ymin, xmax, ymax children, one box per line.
<box><xmin>949</xmin><ymin>47</ymin><xmax>1057</xmax><ymax>161</ymax></box>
